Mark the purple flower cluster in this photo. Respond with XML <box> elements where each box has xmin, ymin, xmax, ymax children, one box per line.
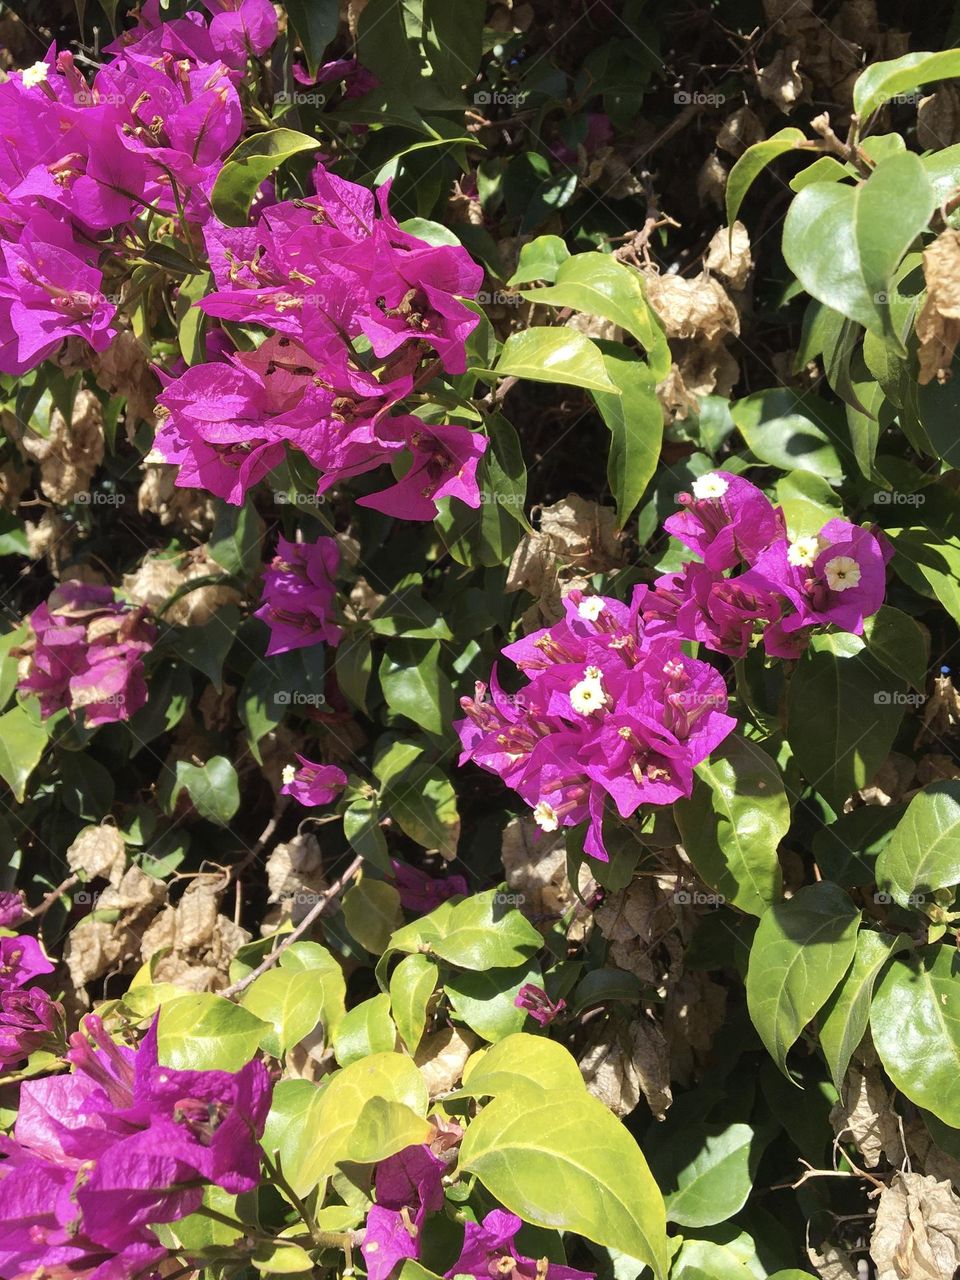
<box><xmin>457</xmin><ymin>589</ymin><xmax>737</xmax><ymax>860</ymax></box>
<box><xmin>255</xmin><ymin>535</ymin><xmax>342</xmax><ymax>656</ymax></box>
<box><xmin>362</xmin><ymin>1143</ymin><xmax>446</xmax><ymax>1280</ymax></box>
<box><xmin>0</xmin><ymin>935</ymin><xmax>63</xmax><ymax>1071</ymax></box>
<box><xmin>445</xmin><ymin>1210</ymin><xmax>595</xmax><ymax>1280</ymax></box>
<box><xmin>280</xmin><ymin>755</ymin><xmax>347</xmax><ymax>806</ymax></box>
<box><xmin>18</xmin><ymin>582</ymin><xmax>156</xmax><ymax>726</ymax></box>
<box><xmin>641</xmin><ymin>470</ymin><xmax>889</xmax><ymax>659</ymax></box>
<box><xmin>0</xmin><ymin>1014</ymin><xmax>271</xmax><ymax>1279</ymax></box>
<box><xmin>458</xmin><ymin>472</ymin><xmax>889</xmax><ymax>857</ymax></box>
<box><xmin>361</xmin><ymin>1146</ymin><xmax>595</xmax><ymax>1280</ymax></box>
<box><xmin>153</xmin><ymin>164</ymin><xmax>488</xmax><ymax>515</ymax></box>
<box><xmin>0</xmin><ymin>0</ymin><xmax>274</xmax><ymax>373</ymax></box>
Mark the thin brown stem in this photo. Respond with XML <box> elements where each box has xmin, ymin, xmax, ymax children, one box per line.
<box><xmin>221</xmin><ymin>855</ymin><xmax>362</xmax><ymax>998</ymax></box>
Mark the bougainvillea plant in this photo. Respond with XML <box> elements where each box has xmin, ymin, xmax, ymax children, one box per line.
<box><xmin>2</xmin><ymin>1</ymin><xmax>960</xmax><ymax>1277</ymax></box>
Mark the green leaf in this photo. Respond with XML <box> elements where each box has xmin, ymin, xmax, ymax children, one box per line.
<box><xmin>517</xmin><ymin>254</ymin><xmax>667</xmax><ymax>362</ymax></box>
<box><xmin>252</xmin><ymin>1241</ymin><xmax>314</xmax><ymax>1274</ymax></box>
<box><xmin>673</xmin><ymin>1238</ymin><xmax>756</xmax><ymax>1280</ymax></box>
<box><xmin>208</xmin><ymin>499</ymin><xmax>263</xmax><ymax>581</ymax></box>
<box><xmin>418</xmin><ymin>892</ymin><xmax>542</xmax><ymax>970</ymax></box>
<box><xmin>0</xmin><ymin>703</ymin><xmax>49</xmax><ymax>802</ymax></box>
<box><xmin>382</xmin><ymin>764</ymin><xmax>460</xmax><ymax>858</ymax></box>
<box><xmin>746</xmin><ymin>882</ymin><xmax>861</xmax><ymax>1074</ymax></box>
<box><xmin>389</xmin><ymin>953</ymin><xmax>438</xmax><ymax>1052</ymax></box>
<box><xmin>853</xmin><ymin>49</ymin><xmax>960</xmax><ymax>120</ymax></box>
<box><xmin>786</xmin><ymin>634</ymin><xmax>906</xmax><ymax>813</ymax></box>
<box><xmin>890</xmin><ymin>528</ymin><xmax>960</xmax><ymax>626</ymax></box>
<box><xmin>171</xmin><ymin>606</ymin><xmax>240</xmax><ymax>690</ymax></box>
<box><xmin>171</xmin><ymin>756</ymin><xmax>240</xmax><ymax>826</ymax></box>
<box><xmin>782</xmin><ymin>152</ymin><xmax>935</xmax><ymax>345</ymax></box>
<box><xmin>508</xmin><ymin>235</ymin><xmax>571</xmax><ymax>285</ymax></box>
<box><xmin>343</xmin><ymin>879</ymin><xmax>404</xmax><ymax>954</ymax></box>
<box><xmin>789</xmin><ymin>155</ymin><xmax>855</xmax><ymax>191</ymax></box>
<box><xmin>287</xmin><ymin>1052</ymin><xmax>429</xmax><ymax>1194</ymax></box>
<box><xmin>176</xmin><ymin>271</ymin><xmax>210</xmax><ymax>366</ymax></box>
<box><xmin>380</xmin><ymin>640</ymin><xmax>451</xmax><ymax>735</ymax></box>
<box><xmin>732</xmin><ymin>389</ymin><xmax>843</xmax><ymax>481</ymax></box>
<box><xmin>876</xmin><ymin>781</ymin><xmax>960</xmax><ymax>907</ymax></box>
<box><xmin>657</xmin><ymin>1123</ymin><xmax>758</xmax><ymax>1228</ymax></box>
<box><xmin>284</xmin><ymin>0</ymin><xmax>338</xmax><ymax>78</ymax></box>
<box><xmin>212</xmin><ymin>130</ymin><xmax>319</xmax><ymax>226</ymax></box>
<box><xmin>459</xmin><ymin>1089</ymin><xmax>669</xmax><ymax>1280</ymax></box>
<box><xmin>458</xmin><ymin>1032</ymin><xmax>586</xmax><ymax>1099</ymax></box>
<box><xmin>675</xmin><ymin>734</ymin><xmax>787</xmax><ymax>917</ymax></box>
<box><xmin>871</xmin><ymin>945</ymin><xmax>960</xmax><ymax>1125</ymax></box>
<box><xmin>333</xmin><ymin>993</ymin><xmax>397</xmax><ymax>1066</ymax></box>
<box><xmin>446</xmin><ymin>962</ymin><xmax>541</xmax><ymax>1042</ymax></box>
<box><xmin>242</xmin><ymin>968</ymin><xmax>327</xmax><ymax>1056</ymax></box>
<box><xmin>343</xmin><ymin>795</ymin><xmax>391</xmax><ymax>872</ymax></box>
<box><xmin>592</xmin><ymin>342</ymin><xmax>663</xmax><ymax>526</ymax></box>
<box><xmin>157</xmin><ymin>994</ymin><xmax>268</xmax><ymax>1071</ymax></box>
<box><xmin>492</xmin><ymin>329</ymin><xmax>621</xmax><ymax>395</ymax></box>
<box><xmin>346</xmin><ymin>1096</ymin><xmax>434</xmax><ymax>1163</ymax></box>
<box><xmin>862</xmin><ymin>605</ymin><xmax>929</xmax><ymax>691</ymax></box>
<box><xmin>819</xmin><ymin>929</ymin><xmax>911</xmax><ymax>1088</ymax></box>
<box><xmin>726</xmin><ymin>127</ymin><xmax>806</xmax><ymax>227</ymax></box>
<box><xmin>775</xmin><ymin>470</ymin><xmax>842</xmax><ymax>537</ymax></box>
<box><xmin>421</xmin><ymin>0</ymin><xmax>484</xmax><ymax>96</ymax></box>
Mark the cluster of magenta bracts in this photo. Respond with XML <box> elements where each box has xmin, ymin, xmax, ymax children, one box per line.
<box><xmin>16</xmin><ymin>582</ymin><xmax>156</xmax><ymax>726</ymax></box>
<box><xmin>152</xmin><ymin>163</ymin><xmax>488</xmax><ymax>516</ymax></box>
<box><xmin>0</xmin><ymin>917</ymin><xmax>64</xmax><ymax>1072</ymax></box>
<box><xmin>361</xmin><ymin>1142</ymin><xmax>594</xmax><ymax>1280</ymax></box>
<box><xmin>255</xmin><ymin>534</ymin><xmax>342</xmax><ymax>656</ymax></box>
<box><xmin>457</xmin><ymin>471</ymin><xmax>889</xmax><ymax>858</ymax></box>
<box><xmin>644</xmin><ymin>470</ymin><xmax>889</xmax><ymax>658</ymax></box>
<box><xmin>0</xmin><ymin>0</ymin><xmax>277</xmax><ymax>373</ymax></box>
<box><xmin>0</xmin><ymin>1013</ymin><xmax>271</xmax><ymax>1280</ymax></box>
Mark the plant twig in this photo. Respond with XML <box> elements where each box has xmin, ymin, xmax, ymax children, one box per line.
<box><xmin>27</xmin><ymin>875</ymin><xmax>79</xmax><ymax>919</ymax></box>
<box><xmin>221</xmin><ymin>855</ymin><xmax>362</xmax><ymax>998</ymax></box>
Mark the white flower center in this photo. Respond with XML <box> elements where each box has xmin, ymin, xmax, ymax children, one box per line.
<box><xmin>281</xmin><ymin>764</ymin><xmax>297</xmax><ymax>785</ymax></box>
<box><xmin>21</xmin><ymin>62</ymin><xmax>50</xmax><ymax>88</ymax></box>
<box><xmin>569</xmin><ymin>668</ymin><xmax>605</xmax><ymax>715</ymax></box>
<box><xmin>691</xmin><ymin>472</ymin><xmax>729</xmax><ymax>500</ymax></box>
<box><xmin>824</xmin><ymin>555</ymin><xmax>861</xmax><ymax>592</ymax></box>
<box><xmin>577</xmin><ymin>597</ymin><xmax>605</xmax><ymax>621</ymax></box>
<box><xmin>787</xmin><ymin>536</ymin><xmax>820</xmax><ymax>568</ymax></box>
<box><xmin>533</xmin><ymin>801</ymin><xmax>559</xmax><ymax>832</ymax></box>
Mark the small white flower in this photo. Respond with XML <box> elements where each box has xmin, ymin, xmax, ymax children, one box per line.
<box><xmin>570</xmin><ymin>669</ymin><xmax>605</xmax><ymax>715</ymax></box>
<box><xmin>824</xmin><ymin>555</ymin><xmax>861</xmax><ymax>592</ymax></box>
<box><xmin>533</xmin><ymin>801</ymin><xmax>559</xmax><ymax>832</ymax></box>
<box><xmin>281</xmin><ymin>764</ymin><xmax>297</xmax><ymax>785</ymax></box>
<box><xmin>691</xmin><ymin>472</ymin><xmax>729</xmax><ymax>500</ymax></box>
<box><xmin>577</xmin><ymin>596</ymin><xmax>605</xmax><ymax>622</ymax></box>
<box><xmin>787</xmin><ymin>536</ymin><xmax>820</xmax><ymax>568</ymax></box>
<box><xmin>21</xmin><ymin>62</ymin><xmax>50</xmax><ymax>88</ymax></box>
